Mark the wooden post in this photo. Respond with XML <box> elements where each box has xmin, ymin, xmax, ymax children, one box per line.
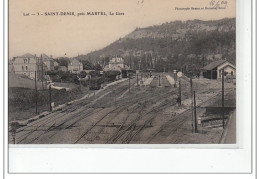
<box><xmin>128</xmin><ymin>73</ymin><xmax>130</xmax><ymax>94</ymax></box>
<box><xmin>222</xmin><ymin>69</ymin><xmax>225</xmax><ymax>128</ymax></box>
<box><xmin>49</xmin><ymin>85</ymin><xmax>52</xmax><ymax>111</ymax></box>
<box><xmin>35</xmin><ymin>71</ymin><xmax>38</xmax><ymax>114</ymax></box>
<box><xmin>190</xmin><ymin>77</ymin><xmax>193</xmax><ymax>133</ymax></box>
<box><xmin>174</xmin><ymin>72</ymin><xmax>177</xmax><ymax>88</ymax></box>
<box><xmin>158</xmin><ymin>75</ymin><xmax>161</xmax><ymax>86</ymax></box>
<box><xmin>194</xmin><ymin>91</ymin><xmax>198</xmax><ymax>133</ymax></box>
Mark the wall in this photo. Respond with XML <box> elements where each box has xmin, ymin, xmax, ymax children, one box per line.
<box><xmin>217</xmin><ymin>62</ymin><xmax>236</xmax><ymax>78</ymax></box>
<box><xmin>13</xmin><ymin>57</ymin><xmax>39</xmax><ymax>79</ymax></box>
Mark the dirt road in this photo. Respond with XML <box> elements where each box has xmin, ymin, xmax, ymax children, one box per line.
<box><xmin>12</xmin><ymin>73</ymin><xmax>235</xmax><ymax>144</ymax></box>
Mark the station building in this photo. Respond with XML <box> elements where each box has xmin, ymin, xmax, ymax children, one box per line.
<box><xmin>202</xmin><ymin>60</ymin><xmax>236</xmax><ymax>79</ymax></box>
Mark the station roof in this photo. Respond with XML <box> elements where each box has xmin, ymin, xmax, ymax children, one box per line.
<box><xmin>202</xmin><ymin>60</ymin><xmax>226</xmax><ymax>70</ymax></box>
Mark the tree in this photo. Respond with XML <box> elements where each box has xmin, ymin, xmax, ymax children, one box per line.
<box><xmin>56</xmin><ymin>57</ymin><xmax>70</xmax><ymax>67</ymax></box>
<box><xmin>81</xmin><ymin>60</ymin><xmax>94</xmax><ymax>70</ymax></box>
<box><xmin>94</xmin><ymin>64</ymin><xmax>103</xmax><ymax>71</ymax></box>
<box><xmin>79</xmin><ymin>71</ymin><xmax>87</xmax><ymax>78</ymax></box>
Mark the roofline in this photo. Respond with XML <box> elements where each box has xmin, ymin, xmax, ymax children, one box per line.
<box><xmin>203</xmin><ymin>60</ymin><xmax>236</xmax><ymax>70</ymax></box>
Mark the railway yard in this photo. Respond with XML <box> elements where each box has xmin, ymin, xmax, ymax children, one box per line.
<box><xmin>10</xmin><ymin>73</ymin><xmax>236</xmax><ymax>144</ymax></box>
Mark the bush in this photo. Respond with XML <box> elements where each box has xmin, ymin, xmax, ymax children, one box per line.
<box><xmin>8</xmin><ymin>87</ymin><xmax>82</xmax><ymax>109</ymax></box>
<box><xmin>89</xmin><ymin>70</ymin><xmax>100</xmax><ymax>77</ymax></box>
<box><xmin>80</xmin><ymin>71</ymin><xmax>87</xmax><ymax>78</ymax></box>
<box><xmin>80</xmin><ymin>80</ymin><xmax>89</xmax><ymax>87</ymax></box>
<box><xmin>47</xmin><ymin>71</ymin><xmax>80</xmax><ymax>84</ymax></box>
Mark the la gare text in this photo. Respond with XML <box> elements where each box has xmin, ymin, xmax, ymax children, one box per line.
<box><xmin>23</xmin><ymin>11</ymin><xmax>125</xmax><ymax>16</ymax></box>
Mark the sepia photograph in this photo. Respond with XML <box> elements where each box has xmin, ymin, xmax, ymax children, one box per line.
<box><xmin>8</xmin><ymin>0</ymin><xmax>236</xmax><ymax>145</ymax></box>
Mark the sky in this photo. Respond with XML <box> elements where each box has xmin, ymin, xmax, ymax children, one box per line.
<box><xmin>9</xmin><ymin>0</ymin><xmax>236</xmax><ymax>58</ymax></box>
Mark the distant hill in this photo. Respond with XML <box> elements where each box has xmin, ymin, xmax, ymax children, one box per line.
<box><xmin>74</xmin><ymin>18</ymin><xmax>236</xmax><ymax>72</ymax></box>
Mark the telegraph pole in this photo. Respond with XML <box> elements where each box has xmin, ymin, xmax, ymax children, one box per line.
<box><xmin>173</xmin><ymin>70</ymin><xmax>177</xmax><ymax>88</ymax></box>
<box><xmin>49</xmin><ymin>85</ymin><xmax>52</xmax><ymax>111</ymax></box>
<box><xmin>35</xmin><ymin>71</ymin><xmax>38</xmax><ymax>114</ymax></box>
<box><xmin>190</xmin><ymin>77</ymin><xmax>194</xmax><ymax>133</ymax></box>
<box><xmin>194</xmin><ymin>91</ymin><xmax>198</xmax><ymax>133</ymax></box>
<box><xmin>128</xmin><ymin>73</ymin><xmax>130</xmax><ymax>94</ymax></box>
<box><xmin>41</xmin><ymin>54</ymin><xmax>44</xmax><ymax>89</ymax></box>
<box><xmin>222</xmin><ymin>69</ymin><xmax>225</xmax><ymax>128</ymax></box>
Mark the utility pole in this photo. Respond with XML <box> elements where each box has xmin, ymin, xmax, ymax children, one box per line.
<box><xmin>194</xmin><ymin>91</ymin><xmax>198</xmax><ymax>133</ymax></box>
<box><xmin>190</xmin><ymin>77</ymin><xmax>194</xmax><ymax>133</ymax></box>
<box><xmin>35</xmin><ymin>71</ymin><xmax>38</xmax><ymax>114</ymax></box>
<box><xmin>41</xmin><ymin>54</ymin><xmax>44</xmax><ymax>89</ymax></box>
<box><xmin>158</xmin><ymin>75</ymin><xmax>161</xmax><ymax>86</ymax></box>
<box><xmin>49</xmin><ymin>85</ymin><xmax>52</xmax><ymax>111</ymax></box>
<box><xmin>179</xmin><ymin>80</ymin><xmax>181</xmax><ymax>106</ymax></box>
<box><xmin>173</xmin><ymin>70</ymin><xmax>177</xmax><ymax>88</ymax></box>
<box><xmin>128</xmin><ymin>73</ymin><xmax>130</xmax><ymax>94</ymax></box>
<box><xmin>222</xmin><ymin>69</ymin><xmax>225</xmax><ymax>129</ymax></box>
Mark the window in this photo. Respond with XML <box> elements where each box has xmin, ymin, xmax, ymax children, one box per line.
<box><xmin>26</xmin><ymin>66</ymin><xmax>28</xmax><ymax>70</ymax></box>
<box><xmin>22</xmin><ymin>66</ymin><xmax>24</xmax><ymax>71</ymax></box>
<box><xmin>231</xmin><ymin>71</ymin><xmax>233</xmax><ymax>76</ymax></box>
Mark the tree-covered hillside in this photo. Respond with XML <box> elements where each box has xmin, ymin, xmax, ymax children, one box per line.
<box><xmin>73</xmin><ymin>18</ymin><xmax>236</xmax><ymax>72</ymax></box>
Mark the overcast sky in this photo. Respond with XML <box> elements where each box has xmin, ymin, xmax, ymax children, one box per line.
<box><xmin>9</xmin><ymin>0</ymin><xmax>236</xmax><ymax>58</ymax></box>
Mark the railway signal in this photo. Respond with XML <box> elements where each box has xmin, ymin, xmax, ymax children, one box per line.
<box><xmin>177</xmin><ymin>72</ymin><xmax>182</xmax><ymax>106</ymax></box>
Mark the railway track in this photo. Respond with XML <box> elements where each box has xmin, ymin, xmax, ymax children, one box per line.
<box><xmin>120</xmin><ymin>101</ymin><xmax>172</xmax><ymax>144</ymax></box>
<box><xmin>146</xmin><ymin>89</ymin><xmax>226</xmax><ymax>144</ymax></box>
<box><xmin>74</xmin><ymin>87</ymin><xmax>175</xmax><ymax>144</ymax></box>
<box><xmin>15</xmin><ymin>73</ymin><xmax>187</xmax><ymax>144</ymax></box>
<box><xmin>15</xmin><ymin>78</ymin><xmax>137</xmax><ymax>143</ymax></box>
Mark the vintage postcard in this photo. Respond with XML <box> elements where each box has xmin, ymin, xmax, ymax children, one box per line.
<box><xmin>8</xmin><ymin>0</ymin><xmax>236</xmax><ymax>144</ymax></box>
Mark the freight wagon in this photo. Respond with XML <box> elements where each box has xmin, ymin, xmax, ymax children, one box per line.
<box><xmin>89</xmin><ymin>77</ymin><xmax>102</xmax><ymax>90</ymax></box>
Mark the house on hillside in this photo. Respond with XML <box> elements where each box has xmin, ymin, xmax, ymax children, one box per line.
<box><xmin>42</xmin><ymin>54</ymin><xmax>54</xmax><ymax>71</ymax></box>
<box><xmin>12</xmin><ymin>53</ymin><xmax>45</xmax><ymax>79</ymax></box>
<box><xmin>53</xmin><ymin>61</ymin><xmax>59</xmax><ymax>70</ymax></box>
<box><xmin>54</xmin><ymin>61</ymin><xmax>59</xmax><ymax>67</ymax></box>
<box><xmin>68</xmin><ymin>59</ymin><xmax>83</xmax><ymax>74</ymax></box>
<box><xmin>103</xmin><ymin>57</ymin><xmax>130</xmax><ymax>78</ymax></box>
<box><xmin>202</xmin><ymin>60</ymin><xmax>236</xmax><ymax>79</ymax></box>
<box><xmin>8</xmin><ymin>59</ymin><xmax>14</xmax><ymax>72</ymax></box>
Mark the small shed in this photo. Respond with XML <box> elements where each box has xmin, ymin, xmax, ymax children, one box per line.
<box><xmin>202</xmin><ymin>60</ymin><xmax>236</xmax><ymax>79</ymax></box>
